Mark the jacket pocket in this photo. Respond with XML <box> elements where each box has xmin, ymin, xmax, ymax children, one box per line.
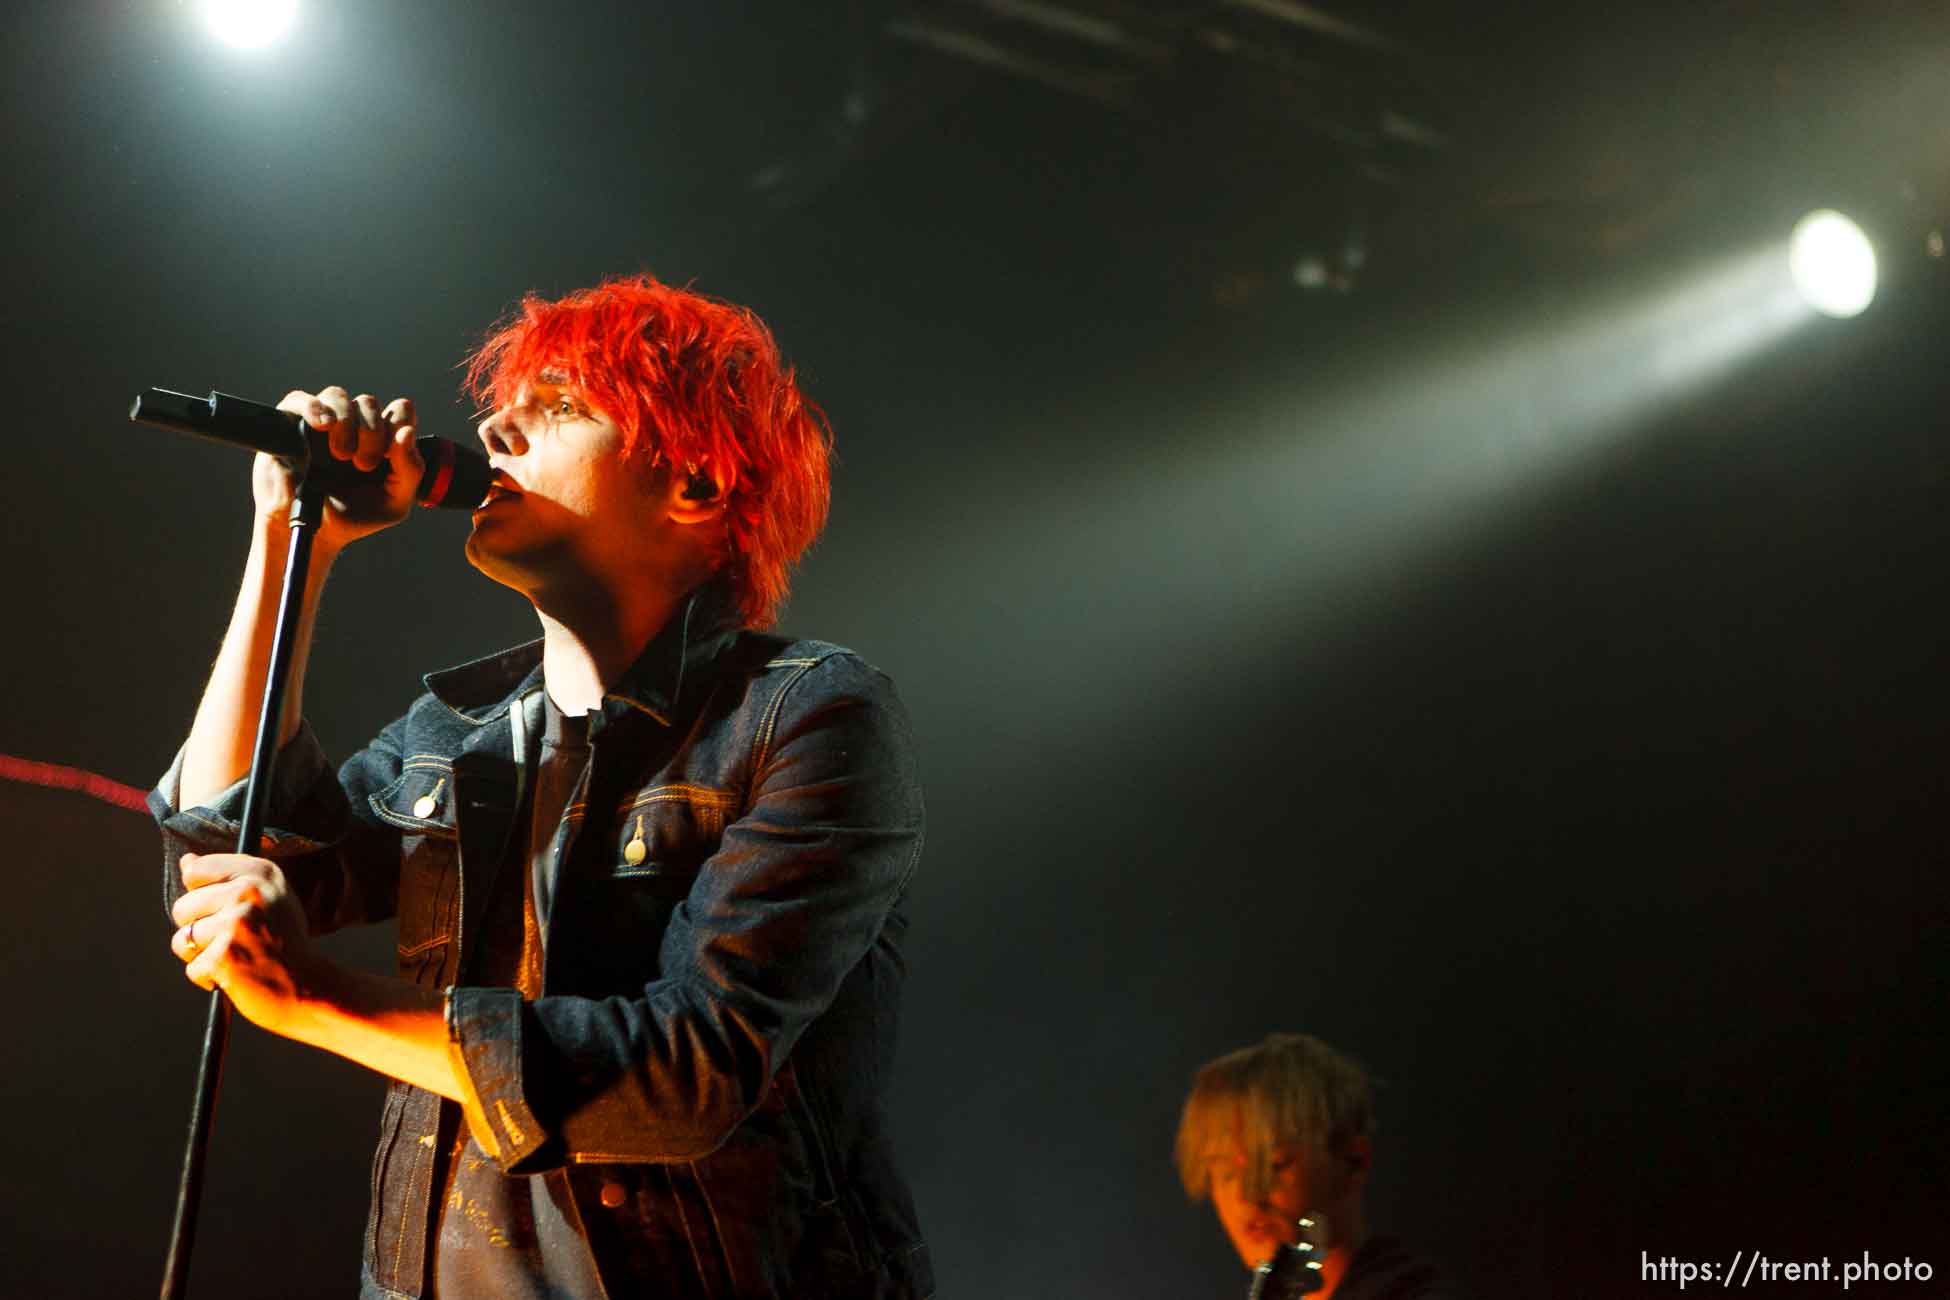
<box><xmin>606</xmin><ymin>783</ymin><xmax>738</xmax><ymax>879</ymax></box>
<box><xmin>369</xmin><ymin>757</ymin><xmax>461</xmax><ymax>838</ymax></box>
<box><xmin>370</xmin><ymin>758</ymin><xmax>459</xmax><ymax>983</ymax></box>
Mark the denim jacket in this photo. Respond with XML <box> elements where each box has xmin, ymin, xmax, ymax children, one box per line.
<box><xmin>153</xmin><ymin>581</ymin><xmax>932</xmax><ymax>1299</ymax></box>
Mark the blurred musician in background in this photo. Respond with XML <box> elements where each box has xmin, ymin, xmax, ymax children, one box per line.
<box><xmin>1176</xmin><ymin>1033</ymin><xmax>1463</xmax><ymax>1300</ymax></box>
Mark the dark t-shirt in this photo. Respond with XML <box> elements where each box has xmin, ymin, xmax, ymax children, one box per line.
<box><xmin>430</xmin><ymin>693</ymin><xmax>604</xmax><ymax>1299</ymax></box>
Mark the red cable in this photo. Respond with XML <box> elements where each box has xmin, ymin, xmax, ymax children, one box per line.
<box><xmin>0</xmin><ymin>752</ymin><xmax>149</xmax><ymax>813</ymax></box>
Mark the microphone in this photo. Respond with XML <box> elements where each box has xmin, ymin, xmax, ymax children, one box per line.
<box><xmin>1246</xmin><ymin>1214</ymin><xmax>1328</xmax><ymax>1300</ymax></box>
<box><xmin>129</xmin><ymin>388</ymin><xmax>492</xmax><ymax>510</ymax></box>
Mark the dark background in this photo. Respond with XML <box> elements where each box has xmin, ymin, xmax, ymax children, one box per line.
<box><xmin>2</xmin><ymin>2</ymin><xmax>1945</xmax><ymax>1296</ymax></box>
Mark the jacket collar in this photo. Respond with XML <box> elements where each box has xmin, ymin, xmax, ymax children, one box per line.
<box><xmin>422</xmin><ymin>576</ymin><xmax>745</xmax><ymax>727</ymax></box>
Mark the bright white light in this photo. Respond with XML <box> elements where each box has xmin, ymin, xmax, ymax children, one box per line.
<box><xmin>201</xmin><ymin>0</ymin><xmax>299</xmax><ymax>50</ymax></box>
<box><xmin>1789</xmin><ymin>209</ymin><xmax>1877</xmax><ymax>318</ymax></box>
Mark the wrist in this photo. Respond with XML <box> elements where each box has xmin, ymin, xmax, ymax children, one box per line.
<box><xmin>281</xmin><ymin>964</ymin><xmax>463</xmax><ymax>1099</ymax></box>
<box><xmin>285</xmin><ymin>953</ymin><xmax>352</xmax><ymax>1045</ymax></box>
<box><xmin>250</xmin><ymin>509</ymin><xmax>343</xmax><ymax>582</ymax></box>
<box><xmin>249</xmin><ymin>508</ymin><xmax>291</xmax><ymax>551</ymax></box>
<box><xmin>254</xmin><ymin>506</ymin><xmax>344</xmax><ymax>545</ymax></box>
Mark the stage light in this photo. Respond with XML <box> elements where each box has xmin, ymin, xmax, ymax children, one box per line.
<box><xmin>1789</xmin><ymin>209</ymin><xmax>1877</xmax><ymax>318</ymax></box>
<box><xmin>200</xmin><ymin>0</ymin><xmax>299</xmax><ymax>50</ymax></box>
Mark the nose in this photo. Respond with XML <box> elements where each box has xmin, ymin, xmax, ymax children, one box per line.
<box><xmin>476</xmin><ymin>401</ymin><xmax>531</xmax><ymax>458</ymax></box>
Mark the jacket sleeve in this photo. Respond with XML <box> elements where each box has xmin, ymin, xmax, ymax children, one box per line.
<box><xmin>151</xmin><ymin>713</ymin><xmax>409</xmax><ymax>936</ymax></box>
<box><xmin>444</xmin><ymin>651</ymin><xmax>924</xmax><ymax>1170</ymax></box>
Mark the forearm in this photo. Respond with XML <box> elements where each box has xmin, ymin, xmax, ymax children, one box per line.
<box><xmin>179</xmin><ymin>516</ymin><xmax>342</xmax><ymax>809</ymax></box>
<box><xmin>290</xmin><ymin>960</ymin><xmax>464</xmax><ymax>1102</ymax></box>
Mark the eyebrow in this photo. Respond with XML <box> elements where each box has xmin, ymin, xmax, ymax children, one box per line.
<box><xmin>524</xmin><ymin>371</ymin><xmax>584</xmax><ymax>409</ymax></box>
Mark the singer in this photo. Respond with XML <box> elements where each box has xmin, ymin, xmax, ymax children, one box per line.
<box><xmin>150</xmin><ymin>275</ymin><xmax>930</xmax><ymax>1299</ymax></box>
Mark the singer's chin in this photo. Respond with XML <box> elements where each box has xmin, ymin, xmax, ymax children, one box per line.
<box><xmin>461</xmin><ymin>525</ymin><xmax>509</xmax><ymax>584</ymax></box>
<box><xmin>463</xmin><ymin>524</ymin><xmax>554</xmax><ymax>597</ymax></box>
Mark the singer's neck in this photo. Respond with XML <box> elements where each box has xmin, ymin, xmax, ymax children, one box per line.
<box><xmin>528</xmin><ymin>554</ymin><xmax>721</xmax><ymax>716</ymax></box>
<box><xmin>533</xmin><ymin>594</ymin><xmax>675</xmax><ymax>718</ymax></box>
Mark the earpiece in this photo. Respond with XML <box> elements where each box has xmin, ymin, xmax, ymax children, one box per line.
<box><xmin>682</xmin><ymin>465</ymin><xmax>718</xmax><ymax>501</ymax></box>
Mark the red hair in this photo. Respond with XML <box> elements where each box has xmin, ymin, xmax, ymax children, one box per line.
<box><xmin>464</xmin><ymin>274</ymin><xmax>833</xmax><ymax>628</ymax></box>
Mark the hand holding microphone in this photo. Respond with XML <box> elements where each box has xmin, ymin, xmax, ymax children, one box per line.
<box><xmin>265</xmin><ymin>388</ymin><xmax>423</xmax><ymax>547</ymax></box>
<box><xmin>130</xmin><ymin>385</ymin><xmax>491</xmax><ymax>550</ymax></box>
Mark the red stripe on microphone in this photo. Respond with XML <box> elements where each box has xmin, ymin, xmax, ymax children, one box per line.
<box><xmin>419</xmin><ymin>442</ymin><xmax>457</xmax><ymax>506</ymax></box>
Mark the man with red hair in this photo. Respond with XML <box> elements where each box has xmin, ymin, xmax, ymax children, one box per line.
<box><xmin>153</xmin><ymin>275</ymin><xmax>931</xmax><ymax>1298</ymax></box>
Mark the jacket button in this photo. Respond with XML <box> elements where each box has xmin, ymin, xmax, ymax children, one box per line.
<box><xmin>599</xmin><ymin>1181</ymin><xmax>627</xmax><ymax>1208</ymax></box>
<box><xmin>413</xmin><ymin>776</ymin><xmax>446</xmax><ymax>820</ymax></box>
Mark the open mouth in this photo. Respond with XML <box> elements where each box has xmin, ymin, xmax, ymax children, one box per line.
<box><xmin>476</xmin><ymin>475</ymin><xmax>523</xmax><ymax>511</ymax></box>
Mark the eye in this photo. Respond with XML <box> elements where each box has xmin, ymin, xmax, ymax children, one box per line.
<box><xmin>554</xmin><ymin>396</ymin><xmax>577</xmax><ymax>417</ymax></box>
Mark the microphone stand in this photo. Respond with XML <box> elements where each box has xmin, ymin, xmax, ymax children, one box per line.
<box><xmin>159</xmin><ymin>464</ymin><xmax>328</xmax><ymax>1300</ymax></box>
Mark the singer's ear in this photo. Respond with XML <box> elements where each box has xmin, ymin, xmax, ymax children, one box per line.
<box><xmin>663</xmin><ymin>456</ymin><xmax>729</xmax><ymax>526</ymax></box>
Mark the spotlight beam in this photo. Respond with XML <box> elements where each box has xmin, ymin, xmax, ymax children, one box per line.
<box><xmin>841</xmin><ymin>240</ymin><xmax>1823</xmax><ymax>754</ymax></box>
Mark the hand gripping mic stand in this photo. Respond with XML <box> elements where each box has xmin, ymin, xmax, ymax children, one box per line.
<box><xmin>132</xmin><ymin>390</ymin><xmax>489</xmax><ymax>1299</ymax></box>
